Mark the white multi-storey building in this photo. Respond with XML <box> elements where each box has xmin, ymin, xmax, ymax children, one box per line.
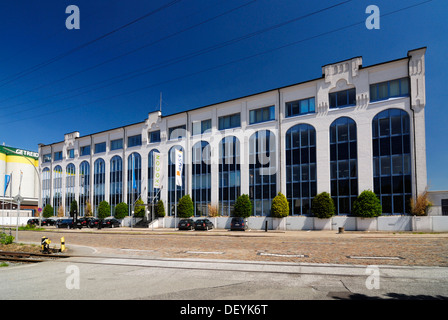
<box><xmin>38</xmin><ymin>48</ymin><xmax>428</xmax><ymax>219</ymax></box>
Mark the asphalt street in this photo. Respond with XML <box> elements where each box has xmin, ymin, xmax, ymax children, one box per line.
<box><xmin>1</xmin><ymin>229</ymin><xmax>448</xmax><ymax>301</ymax></box>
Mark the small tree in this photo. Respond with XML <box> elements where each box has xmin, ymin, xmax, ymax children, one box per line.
<box><xmin>234</xmin><ymin>194</ymin><xmax>252</xmax><ymax>218</ymax></box>
<box><xmin>57</xmin><ymin>206</ymin><xmax>64</xmax><ymax>217</ymax></box>
<box><xmin>114</xmin><ymin>202</ymin><xmax>128</xmax><ymax>219</ymax></box>
<box><xmin>311</xmin><ymin>192</ymin><xmax>335</xmax><ymax>219</ymax></box>
<box><xmin>410</xmin><ymin>189</ymin><xmax>432</xmax><ymax>216</ymax></box>
<box><xmin>134</xmin><ymin>197</ymin><xmax>145</xmax><ymax>217</ymax></box>
<box><xmin>208</xmin><ymin>204</ymin><xmax>219</xmax><ymax>217</ymax></box>
<box><xmin>155</xmin><ymin>200</ymin><xmax>165</xmax><ymax>217</ymax></box>
<box><xmin>353</xmin><ymin>190</ymin><xmax>382</xmax><ymax>218</ymax></box>
<box><xmin>97</xmin><ymin>200</ymin><xmax>111</xmax><ymax>219</ymax></box>
<box><xmin>85</xmin><ymin>201</ymin><xmax>93</xmax><ymax>217</ymax></box>
<box><xmin>69</xmin><ymin>200</ymin><xmax>78</xmax><ymax>218</ymax></box>
<box><xmin>43</xmin><ymin>204</ymin><xmax>54</xmax><ymax>218</ymax></box>
<box><xmin>271</xmin><ymin>192</ymin><xmax>289</xmax><ymax>218</ymax></box>
<box><xmin>177</xmin><ymin>195</ymin><xmax>194</xmax><ymax>218</ymax></box>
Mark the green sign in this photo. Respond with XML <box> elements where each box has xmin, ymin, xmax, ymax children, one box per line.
<box><xmin>0</xmin><ymin>146</ymin><xmax>39</xmax><ymax>160</ymax></box>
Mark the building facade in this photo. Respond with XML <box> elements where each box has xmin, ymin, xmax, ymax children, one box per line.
<box><xmin>38</xmin><ymin>48</ymin><xmax>428</xmax><ymax>218</ymax></box>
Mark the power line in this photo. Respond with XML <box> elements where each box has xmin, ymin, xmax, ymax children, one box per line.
<box><xmin>0</xmin><ymin>0</ymin><xmax>184</xmax><ymax>88</ymax></box>
<box><xmin>0</xmin><ymin>0</ymin><xmax>433</xmax><ymax>125</ymax></box>
<box><xmin>0</xmin><ymin>0</ymin><xmax>256</xmax><ymax>108</ymax></box>
<box><xmin>0</xmin><ymin>0</ymin><xmax>349</xmax><ymax>112</ymax></box>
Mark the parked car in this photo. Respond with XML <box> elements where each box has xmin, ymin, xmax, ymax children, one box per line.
<box><xmin>178</xmin><ymin>218</ymin><xmax>195</xmax><ymax>230</ymax></box>
<box><xmin>79</xmin><ymin>217</ymin><xmax>96</xmax><ymax>228</ymax></box>
<box><xmin>55</xmin><ymin>218</ymin><xmax>82</xmax><ymax>229</ymax></box>
<box><xmin>88</xmin><ymin>218</ymin><xmax>101</xmax><ymax>228</ymax></box>
<box><xmin>230</xmin><ymin>217</ymin><xmax>248</xmax><ymax>231</ymax></box>
<box><xmin>100</xmin><ymin>218</ymin><xmax>121</xmax><ymax>228</ymax></box>
<box><xmin>194</xmin><ymin>219</ymin><xmax>214</xmax><ymax>231</ymax></box>
<box><xmin>43</xmin><ymin>218</ymin><xmax>57</xmax><ymax>226</ymax></box>
<box><xmin>27</xmin><ymin>218</ymin><xmax>40</xmax><ymax>226</ymax></box>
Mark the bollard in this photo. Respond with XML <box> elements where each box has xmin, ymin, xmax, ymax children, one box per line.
<box><xmin>61</xmin><ymin>237</ymin><xmax>66</xmax><ymax>252</ymax></box>
<box><xmin>41</xmin><ymin>236</ymin><xmax>51</xmax><ymax>253</ymax></box>
<box><xmin>265</xmin><ymin>220</ymin><xmax>268</xmax><ymax>232</ymax></box>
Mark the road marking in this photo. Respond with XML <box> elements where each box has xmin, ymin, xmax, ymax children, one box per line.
<box><xmin>257</xmin><ymin>252</ymin><xmax>308</xmax><ymax>258</ymax></box>
<box><xmin>185</xmin><ymin>251</ymin><xmax>224</xmax><ymax>255</ymax></box>
<box><xmin>347</xmin><ymin>256</ymin><xmax>403</xmax><ymax>260</ymax></box>
<box><xmin>120</xmin><ymin>249</ymin><xmax>155</xmax><ymax>253</ymax></box>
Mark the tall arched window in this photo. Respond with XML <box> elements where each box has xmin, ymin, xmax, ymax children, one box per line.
<box><xmin>168</xmin><ymin>146</ymin><xmax>185</xmax><ymax>216</ymax></box>
<box><xmin>65</xmin><ymin>163</ymin><xmax>76</xmax><ymax>215</ymax></box>
<box><xmin>93</xmin><ymin>158</ymin><xmax>106</xmax><ymax>215</ymax></box>
<box><xmin>148</xmin><ymin>149</ymin><xmax>160</xmax><ymax>213</ymax></box>
<box><xmin>192</xmin><ymin>141</ymin><xmax>211</xmax><ymax>216</ymax></box>
<box><xmin>249</xmin><ymin>130</ymin><xmax>276</xmax><ymax>216</ymax></box>
<box><xmin>219</xmin><ymin>136</ymin><xmax>240</xmax><ymax>216</ymax></box>
<box><xmin>372</xmin><ymin>109</ymin><xmax>411</xmax><ymax>214</ymax></box>
<box><xmin>330</xmin><ymin>117</ymin><xmax>358</xmax><ymax>215</ymax></box>
<box><xmin>127</xmin><ymin>152</ymin><xmax>142</xmax><ymax>212</ymax></box>
<box><xmin>285</xmin><ymin>124</ymin><xmax>316</xmax><ymax>215</ymax></box>
<box><xmin>42</xmin><ymin>168</ymin><xmax>51</xmax><ymax>208</ymax></box>
<box><xmin>79</xmin><ymin>161</ymin><xmax>90</xmax><ymax>216</ymax></box>
<box><xmin>53</xmin><ymin>165</ymin><xmax>63</xmax><ymax>216</ymax></box>
<box><xmin>110</xmin><ymin>156</ymin><xmax>123</xmax><ymax>214</ymax></box>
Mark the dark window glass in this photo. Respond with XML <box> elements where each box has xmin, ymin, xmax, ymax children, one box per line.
<box><xmin>286</xmin><ymin>97</ymin><xmax>315</xmax><ymax>117</ymax></box>
<box><xmin>330</xmin><ymin>117</ymin><xmax>358</xmax><ymax>215</ymax></box>
<box><xmin>372</xmin><ymin>109</ymin><xmax>412</xmax><ymax>214</ymax></box>
<box><xmin>329</xmin><ymin>88</ymin><xmax>356</xmax><ymax>109</ymax></box>
<box><xmin>286</xmin><ymin>124</ymin><xmax>316</xmax><ymax>215</ymax></box>
<box><xmin>128</xmin><ymin>135</ymin><xmax>142</xmax><ymax>147</ymax></box>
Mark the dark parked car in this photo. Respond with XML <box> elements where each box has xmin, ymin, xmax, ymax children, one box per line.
<box><xmin>194</xmin><ymin>219</ymin><xmax>214</xmax><ymax>231</ymax></box>
<box><xmin>27</xmin><ymin>218</ymin><xmax>40</xmax><ymax>226</ymax></box>
<box><xmin>55</xmin><ymin>218</ymin><xmax>82</xmax><ymax>229</ymax></box>
<box><xmin>88</xmin><ymin>218</ymin><xmax>101</xmax><ymax>228</ymax></box>
<box><xmin>43</xmin><ymin>218</ymin><xmax>57</xmax><ymax>226</ymax></box>
<box><xmin>230</xmin><ymin>217</ymin><xmax>248</xmax><ymax>231</ymax></box>
<box><xmin>79</xmin><ymin>217</ymin><xmax>96</xmax><ymax>228</ymax></box>
<box><xmin>178</xmin><ymin>219</ymin><xmax>195</xmax><ymax>230</ymax></box>
<box><xmin>100</xmin><ymin>218</ymin><xmax>121</xmax><ymax>228</ymax></box>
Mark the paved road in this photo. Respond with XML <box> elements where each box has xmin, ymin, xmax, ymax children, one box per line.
<box><xmin>12</xmin><ymin>228</ymin><xmax>448</xmax><ymax>266</ymax></box>
<box><xmin>1</xmin><ymin>229</ymin><xmax>447</xmax><ymax>301</ymax></box>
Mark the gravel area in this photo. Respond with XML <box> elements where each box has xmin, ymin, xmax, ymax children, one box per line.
<box><xmin>11</xmin><ymin>228</ymin><xmax>448</xmax><ymax>267</ymax></box>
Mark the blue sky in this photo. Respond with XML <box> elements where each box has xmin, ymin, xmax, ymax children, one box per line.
<box><xmin>0</xmin><ymin>0</ymin><xmax>446</xmax><ymax>190</ymax></box>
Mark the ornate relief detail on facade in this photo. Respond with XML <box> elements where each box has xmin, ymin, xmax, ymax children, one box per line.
<box><xmin>408</xmin><ymin>48</ymin><xmax>426</xmax><ymax>109</ymax></box>
<box><xmin>64</xmin><ymin>131</ymin><xmax>79</xmax><ymax>149</ymax></box>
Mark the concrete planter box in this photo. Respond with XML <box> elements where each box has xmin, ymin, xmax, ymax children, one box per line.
<box><xmin>378</xmin><ymin>216</ymin><xmax>412</xmax><ymax>231</ymax></box>
<box><xmin>356</xmin><ymin>217</ymin><xmax>378</xmax><ymax>231</ymax></box>
<box><xmin>412</xmin><ymin>216</ymin><xmax>432</xmax><ymax>232</ymax></box>
<box><xmin>313</xmin><ymin>218</ymin><xmax>332</xmax><ymax>230</ymax></box>
<box><xmin>331</xmin><ymin>216</ymin><xmax>357</xmax><ymax>231</ymax></box>
<box><xmin>285</xmin><ymin>216</ymin><xmax>314</xmax><ymax>230</ymax></box>
<box><xmin>432</xmin><ymin>216</ymin><xmax>448</xmax><ymax>232</ymax></box>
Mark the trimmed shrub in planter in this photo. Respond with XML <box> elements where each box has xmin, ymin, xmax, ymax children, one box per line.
<box><xmin>69</xmin><ymin>200</ymin><xmax>78</xmax><ymax>218</ymax></box>
<box><xmin>97</xmin><ymin>200</ymin><xmax>111</xmax><ymax>219</ymax></box>
<box><xmin>134</xmin><ymin>197</ymin><xmax>145</xmax><ymax>217</ymax></box>
<box><xmin>311</xmin><ymin>192</ymin><xmax>335</xmax><ymax>219</ymax></box>
<box><xmin>178</xmin><ymin>195</ymin><xmax>194</xmax><ymax>218</ymax></box>
<box><xmin>271</xmin><ymin>192</ymin><xmax>289</xmax><ymax>218</ymax></box>
<box><xmin>234</xmin><ymin>194</ymin><xmax>252</xmax><ymax>218</ymax></box>
<box><xmin>43</xmin><ymin>204</ymin><xmax>54</xmax><ymax>218</ymax></box>
<box><xmin>353</xmin><ymin>190</ymin><xmax>382</xmax><ymax>218</ymax></box>
<box><xmin>156</xmin><ymin>200</ymin><xmax>165</xmax><ymax>217</ymax></box>
<box><xmin>114</xmin><ymin>202</ymin><xmax>128</xmax><ymax>219</ymax></box>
